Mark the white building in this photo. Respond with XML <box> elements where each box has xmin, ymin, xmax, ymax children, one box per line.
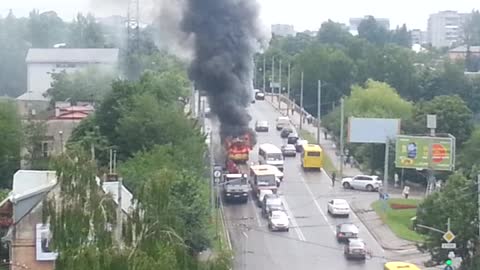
<box><xmin>349</xmin><ymin>16</ymin><xmax>390</xmax><ymax>31</ymax></box>
<box><xmin>271</xmin><ymin>24</ymin><xmax>296</xmax><ymax>37</ymax></box>
<box><xmin>427</xmin><ymin>11</ymin><xmax>471</xmax><ymax>48</ymax></box>
<box><xmin>24</xmin><ymin>48</ymin><xmax>119</xmax><ymax>97</ymax></box>
<box><xmin>411</xmin><ymin>29</ymin><xmax>428</xmax><ymax>45</ymax></box>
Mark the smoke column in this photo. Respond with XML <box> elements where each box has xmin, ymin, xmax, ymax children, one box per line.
<box><xmin>181</xmin><ymin>0</ymin><xmax>266</xmax><ymax>139</ymax></box>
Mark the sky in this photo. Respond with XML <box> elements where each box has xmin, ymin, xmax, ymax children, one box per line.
<box><xmin>0</xmin><ymin>0</ymin><xmax>478</xmax><ymax>31</ymax></box>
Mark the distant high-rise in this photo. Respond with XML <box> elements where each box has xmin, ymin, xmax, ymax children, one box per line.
<box><xmin>271</xmin><ymin>24</ymin><xmax>296</xmax><ymax>37</ymax></box>
<box><xmin>427</xmin><ymin>10</ymin><xmax>471</xmax><ymax>48</ymax></box>
<box><xmin>349</xmin><ymin>16</ymin><xmax>390</xmax><ymax>32</ymax></box>
<box><xmin>411</xmin><ymin>29</ymin><xmax>428</xmax><ymax>45</ymax></box>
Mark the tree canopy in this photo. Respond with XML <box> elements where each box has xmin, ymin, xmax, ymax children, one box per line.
<box><xmin>0</xmin><ymin>101</ymin><xmax>22</xmax><ymax>188</ymax></box>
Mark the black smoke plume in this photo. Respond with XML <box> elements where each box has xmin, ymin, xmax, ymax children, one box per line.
<box><xmin>181</xmin><ymin>0</ymin><xmax>265</xmax><ymax>140</ymax></box>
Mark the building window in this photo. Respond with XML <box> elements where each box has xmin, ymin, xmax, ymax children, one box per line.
<box><xmin>56</xmin><ymin>63</ymin><xmax>76</xmax><ymax>68</ymax></box>
<box><xmin>42</xmin><ymin>142</ymin><xmax>49</xmax><ymax>158</ymax></box>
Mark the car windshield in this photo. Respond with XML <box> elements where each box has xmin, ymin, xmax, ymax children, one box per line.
<box><xmin>334</xmin><ymin>200</ymin><xmax>348</xmax><ymax>206</ymax></box>
<box><xmin>267</xmin><ymin>153</ymin><xmax>283</xmax><ymax>160</ymax></box>
<box><xmin>350</xmin><ymin>241</ymin><xmax>365</xmax><ymax>248</ymax></box>
<box><xmin>285</xmin><ymin>145</ymin><xmax>295</xmax><ymax>150</ymax></box>
<box><xmin>225</xmin><ymin>177</ymin><xmax>247</xmax><ymax>185</ymax></box>
<box><xmin>272</xmin><ymin>213</ymin><xmax>285</xmax><ymax>219</ymax></box>
<box><xmin>257</xmin><ymin>175</ymin><xmax>276</xmax><ymax>186</ymax></box>
<box><xmin>340</xmin><ymin>224</ymin><xmax>358</xmax><ymax>233</ymax></box>
<box><xmin>267</xmin><ymin>198</ymin><xmax>282</xmax><ymax>206</ymax></box>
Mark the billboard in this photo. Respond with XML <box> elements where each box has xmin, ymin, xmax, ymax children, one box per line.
<box><xmin>36</xmin><ymin>224</ymin><xmax>58</xmax><ymax>261</ymax></box>
<box><xmin>395</xmin><ymin>135</ymin><xmax>455</xmax><ymax>171</ymax></box>
<box><xmin>348</xmin><ymin>117</ymin><xmax>401</xmax><ymax>144</ymax></box>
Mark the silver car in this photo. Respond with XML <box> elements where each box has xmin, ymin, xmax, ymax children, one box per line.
<box><xmin>281</xmin><ymin>144</ymin><xmax>297</xmax><ymax>157</ymax></box>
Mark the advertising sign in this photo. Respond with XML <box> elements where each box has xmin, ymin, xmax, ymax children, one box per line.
<box><xmin>348</xmin><ymin>117</ymin><xmax>401</xmax><ymax>144</ymax></box>
<box><xmin>395</xmin><ymin>135</ymin><xmax>454</xmax><ymax>171</ymax></box>
<box><xmin>36</xmin><ymin>224</ymin><xmax>58</xmax><ymax>261</ymax></box>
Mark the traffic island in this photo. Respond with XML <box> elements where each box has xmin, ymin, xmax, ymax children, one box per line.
<box><xmin>371</xmin><ymin>198</ymin><xmax>425</xmax><ymax>243</ymax></box>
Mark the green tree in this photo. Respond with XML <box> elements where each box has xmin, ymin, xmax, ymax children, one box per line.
<box><xmin>322</xmin><ymin>80</ymin><xmax>412</xmax><ymax>173</ymax></box>
<box><xmin>0</xmin><ymin>100</ymin><xmax>22</xmax><ymax>188</ymax></box>
<box><xmin>68</xmin><ymin>13</ymin><xmax>105</xmax><ymax>48</ymax></box>
<box><xmin>459</xmin><ymin>128</ymin><xmax>480</xmax><ymax>171</ymax></box>
<box><xmin>45</xmin><ymin>67</ymin><xmax>117</xmax><ymax>104</ymax></box>
<box><xmin>27</xmin><ymin>10</ymin><xmax>67</xmax><ymax>48</ymax></box>
<box><xmin>357</xmin><ymin>16</ymin><xmax>390</xmax><ymax>46</ymax></box>
<box><xmin>412</xmin><ymin>95</ymin><xmax>473</xmax><ymax>146</ymax></box>
<box><xmin>317</xmin><ymin>20</ymin><xmax>353</xmax><ymax>47</ymax></box>
<box><xmin>292</xmin><ymin>44</ymin><xmax>356</xmax><ymax>115</ymax></box>
<box><xmin>416</xmin><ymin>172</ymin><xmax>479</xmax><ymax>269</ymax></box>
<box><xmin>0</xmin><ymin>11</ymin><xmax>29</xmax><ymax>97</ymax></box>
<box><xmin>23</xmin><ymin>120</ymin><xmax>50</xmax><ymax>170</ymax></box>
<box><xmin>390</xmin><ymin>24</ymin><xmax>411</xmax><ymax>48</ymax></box>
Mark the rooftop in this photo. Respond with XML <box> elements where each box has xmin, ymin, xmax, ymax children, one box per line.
<box><xmin>26</xmin><ymin>48</ymin><xmax>119</xmax><ymax>64</ymax></box>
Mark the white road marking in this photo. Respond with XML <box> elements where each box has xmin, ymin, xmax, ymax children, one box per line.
<box><xmin>281</xmin><ymin>196</ymin><xmax>307</xmax><ymax>241</ymax></box>
<box><xmin>298</xmin><ymin>172</ymin><xmax>336</xmax><ymax>235</ymax></box>
<box><xmin>249</xmin><ymin>196</ymin><xmax>263</xmax><ymax>227</ymax></box>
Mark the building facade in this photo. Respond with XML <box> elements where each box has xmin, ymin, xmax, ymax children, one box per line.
<box><xmin>271</xmin><ymin>24</ymin><xmax>296</xmax><ymax>37</ymax></box>
<box><xmin>410</xmin><ymin>29</ymin><xmax>428</xmax><ymax>45</ymax></box>
<box><xmin>25</xmin><ymin>48</ymin><xmax>119</xmax><ymax>97</ymax></box>
<box><xmin>427</xmin><ymin>11</ymin><xmax>471</xmax><ymax>48</ymax></box>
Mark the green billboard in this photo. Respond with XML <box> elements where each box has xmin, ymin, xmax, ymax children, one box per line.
<box><xmin>395</xmin><ymin>135</ymin><xmax>455</xmax><ymax>171</ymax></box>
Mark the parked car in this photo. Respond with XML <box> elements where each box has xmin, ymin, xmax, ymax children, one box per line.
<box><xmin>276</xmin><ymin>117</ymin><xmax>290</xmax><ymax>130</ymax></box>
<box><xmin>255</xmin><ymin>120</ymin><xmax>269</xmax><ymax>132</ymax></box>
<box><xmin>280</xmin><ymin>127</ymin><xmax>294</xmax><ymax>138</ymax></box>
<box><xmin>287</xmin><ymin>133</ymin><xmax>299</xmax><ymax>144</ymax></box>
<box><xmin>295</xmin><ymin>139</ymin><xmax>308</xmax><ymax>152</ymax></box>
<box><xmin>327</xmin><ymin>199</ymin><xmax>351</xmax><ymax>217</ymax></box>
<box><xmin>255</xmin><ymin>90</ymin><xmax>265</xmax><ymax>100</ymax></box>
<box><xmin>341</xmin><ymin>175</ymin><xmax>382</xmax><ymax>192</ymax></box>
<box><xmin>344</xmin><ymin>238</ymin><xmax>367</xmax><ymax>260</ymax></box>
<box><xmin>281</xmin><ymin>144</ymin><xmax>297</xmax><ymax>157</ymax></box>
<box><xmin>336</xmin><ymin>223</ymin><xmax>359</xmax><ymax>242</ymax></box>
<box><xmin>268</xmin><ymin>210</ymin><xmax>290</xmax><ymax>232</ymax></box>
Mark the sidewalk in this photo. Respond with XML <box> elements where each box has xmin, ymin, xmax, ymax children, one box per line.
<box><xmin>265</xmin><ymin>94</ymin><xmax>434</xmax><ymax>267</ymax></box>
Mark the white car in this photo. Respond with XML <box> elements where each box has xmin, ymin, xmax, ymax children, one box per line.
<box><xmin>327</xmin><ymin>199</ymin><xmax>351</xmax><ymax>217</ymax></box>
<box><xmin>257</xmin><ymin>189</ymin><xmax>274</xmax><ymax>207</ymax></box>
<box><xmin>262</xmin><ymin>164</ymin><xmax>284</xmax><ymax>182</ymax></box>
<box><xmin>268</xmin><ymin>210</ymin><xmax>290</xmax><ymax>232</ymax></box>
<box><xmin>341</xmin><ymin>175</ymin><xmax>382</xmax><ymax>192</ymax></box>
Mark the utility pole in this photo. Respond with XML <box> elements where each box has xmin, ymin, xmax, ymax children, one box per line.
<box><xmin>271</xmin><ymin>56</ymin><xmax>275</xmax><ymax>94</ymax></box>
<box><xmin>426</xmin><ymin>114</ymin><xmax>437</xmax><ymax>195</ymax></box>
<box><xmin>317</xmin><ymin>80</ymin><xmax>321</xmax><ymax>145</ymax></box>
<box><xmin>300</xmin><ymin>71</ymin><xmax>304</xmax><ymax>131</ymax></box>
<box><xmin>278</xmin><ymin>59</ymin><xmax>282</xmax><ymax>109</ymax></box>
<box><xmin>210</xmin><ymin>131</ymin><xmax>215</xmax><ymax>216</ymax></box>
<box><xmin>253</xmin><ymin>59</ymin><xmax>256</xmax><ymax>89</ymax></box>
<box><xmin>114</xmin><ymin>150</ymin><xmax>123</xmax><ymax>248</ymax></box>
<box><xmin>478</xmin><ymin>174</ymin><xmax>480</xmax><ymax>240</ymax></box>
<box><xmin>339</xmin><ymin>98</ymin><xmax>345</xmax><ymax>178</ymax></box>
<box><xmin>383</xmin><ymin>139</ymin><xmax>390</xmax><ymax>194</ymax></box>
<box><xmin>262</xmin><ymin>56</ymin><xmax>266</xmax><ymax>93</ymax></box>
<box><xmin>287</xmin><ymin>63</ymin><xmax>291</xmax><ymax>116</ymax></box>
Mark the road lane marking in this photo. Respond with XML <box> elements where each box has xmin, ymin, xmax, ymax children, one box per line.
<box><xmin>298</xmin><ymin>173</ymin><xmax>336</xmax><ymax>236</ymax></box>
<box><xmin>281</xmin><ymin>196</ymin><xmax>306</xmax><ymax>241</ymax></box>
<box><xmin>249</xmin><ymin>196</ymin><xmax>263</xmax><ymax>227</ymax></box>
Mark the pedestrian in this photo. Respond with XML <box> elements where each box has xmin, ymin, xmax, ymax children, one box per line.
<box><xmin>402</xmin><ymin>186</ymin><xmax>410</xmax><ymax>199</ymax></box>
<box><xmin>324</xmin><ymin>131</ymin><xmax>328</xmax><ymax>140</ymax></box>
<box><xmin>343</xmin><ymin>155</ymin><xmax>348</xmax><ymax>166</ymax></box>
<box><xmin>331</xmin><ymin>171</ymin><xmax>336</xmax><ymax>187</ymax></box>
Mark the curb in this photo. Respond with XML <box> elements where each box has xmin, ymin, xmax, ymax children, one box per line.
<box><xmin>350</xmin><ymin>201</ymin><xmax>417</xmax><ymax>252</ymax></box>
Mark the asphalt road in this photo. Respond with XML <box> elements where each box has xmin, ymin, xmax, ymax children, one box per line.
<box><xmin>212</xmin><ymin>99</ymin><xmax>387</xmax><ymax>270</ymax></box>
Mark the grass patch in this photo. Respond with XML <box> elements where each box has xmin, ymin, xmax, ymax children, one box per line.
<box><xmin>208</xmin><ymin>207</ymin><xmax>231</xmax><ymax>252</ymax></box>
<box><xmin>372</xmin><ymin>198</ymin><xmax>425</xmax><ymax>243</ymax></box>
<box><xmin>299</xmin><ymin>129</ymin><xmax>336</xmax><ymax>174</ymax></box>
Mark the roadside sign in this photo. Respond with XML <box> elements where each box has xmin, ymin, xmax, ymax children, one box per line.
<box><xmin>448</xmin><ymin>251</ymin><xmax>455</xmax><ymax>259</ymax></box>
<box><xmin>442</xmin><ymin>243</ymin><xmax>456</xmax><ymax>249</ymax></box>
<box><xmin>443</xmin><ymin>230</ymin><xmax>456</xmax><ymax>243</ymax></box>
<box><xmin>213</xmin><ymin>170</ymin><xmax>222</xmax><ymax>178</ymax></box>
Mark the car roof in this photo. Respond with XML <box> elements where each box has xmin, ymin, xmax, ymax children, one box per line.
<box><xmin>259</xmin><ymin>189</ymin><xmax>273</xmax><ymax>194</ymax></box>
<box><xmin>332</xmin><ymin>199</ymin><xmax>348</xmax><ymax>204</ymax></box>
<box><xmin>271</xmin><ymin>210</ymin><xmax>287</xmax><ymax>216</ymax></box>
<box><xmin>355</xmin><ymin>175</ymin><xmax>378</xmax><ymax>178</ymax></box>
<box><xmin>338</xmin><ymin>223</ymin><xmax>359</xmax><ymax>232</ymax></box>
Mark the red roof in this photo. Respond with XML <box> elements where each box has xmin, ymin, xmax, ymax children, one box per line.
<box><xmin>56</xmin><ymin>111</ymin><xmax>90</xmax><ymax>120</ymax></box>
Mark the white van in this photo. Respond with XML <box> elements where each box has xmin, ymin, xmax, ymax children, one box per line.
<box><xmin>258</xmin><ymin>143</ymin><xmax>284</xmax><ymax>171</ymax></box>
<box><xmin>276</xmin><ymin>116</ymin><xmax>290</xmax><ymax>130</ymax></box>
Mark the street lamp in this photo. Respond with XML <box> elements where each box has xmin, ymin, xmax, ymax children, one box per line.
<box><xmin>58</xmin><ymin>130</ymin><xmax>64</xmax><ymax>154</ymax></box>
